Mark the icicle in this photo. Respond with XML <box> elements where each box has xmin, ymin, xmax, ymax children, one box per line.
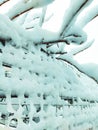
<box><xmin>28</xmin><ymin>96</ymin><xmax>36</xmax><ymax>125</ymax></box>
<box><xmin>6</xmin><ymin>93</ymin><xmax>15</xmax><ymax>113</ymax></box>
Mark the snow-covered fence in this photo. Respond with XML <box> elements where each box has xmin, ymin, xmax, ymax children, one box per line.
<box><xmin>0</xmin><ymin>41</ymin><xmax>98</xmax><ymax>130</ymax></box>
<box><xmin>0</xmin><ymin>0</ymin><xmax>98</xmax><ymax>130</ymax></box>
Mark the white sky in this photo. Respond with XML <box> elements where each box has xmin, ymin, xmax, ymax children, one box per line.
<box><xmin>74</xmin><ymin>17</ymin><xmax>98</xmax><ymax>65</ymax></box>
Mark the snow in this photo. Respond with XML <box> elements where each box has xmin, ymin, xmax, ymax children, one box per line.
<box><xmin>0</xmin><ymin>14</ymin><xmax>59</xmax><ymax>47</ymax></box>
<box><xmin>0</xmin><ymin>1</ymin><xmax>98</xmax><ymax>130</ymax></box>
<box><xmin>64</xmin><ymin>25</ymin><xmax>87</xmax><ymax>45</ymax></box>
<box><xmin>81</xmin><ymin>63</ymin><xmax>98</xmax><ymax>82</ymax></box>
<box><xmin>6</xmin><ymin>0</ymin><xmax>55</xmax><ymax>19</ymax></box>
<box><xmin>0</xmin><ymin>125</ymin><xmax>14</xmax><ymax>130</ymax></box>
<box><xmin>59</xmin><ymin>0</ymin><xmax>87</xmax><ymax>35</ymax></box>
<box><xmin>0</xmin><ymin>39</ymin><xmax>98</xmax><ymax>130</ymax></box>
<box><xmin>75</xmin><ymin>0</ymin><xmax>98</xmax><ymax>28</ymax></box>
